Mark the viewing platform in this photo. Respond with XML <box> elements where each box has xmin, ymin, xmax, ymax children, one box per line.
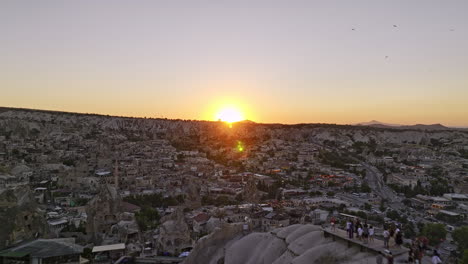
<box><xmin>114</xmin><ymin>256</ymin><xmax>184</xmax><ymax>264</ymax></box>
<box><xmin>323</xmin><ymin>227</ymin><xmax>409</xmax><ymax>257</ymax></box>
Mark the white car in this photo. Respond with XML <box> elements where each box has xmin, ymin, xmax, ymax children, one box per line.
<box><xmin>179</xmin><ymin>251</ymin><xmax>190</xmax><ymax>257</ymax></box>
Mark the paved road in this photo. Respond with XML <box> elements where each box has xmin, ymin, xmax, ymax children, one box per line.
<box><xmin>361</xmin><ymin>163</ymin><xmax>397</xmax><ymax>202</ymax></box>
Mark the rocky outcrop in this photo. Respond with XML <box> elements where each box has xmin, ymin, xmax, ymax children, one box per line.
<box><xmin>182</xmin><ymin>223</ymin><xmax>243</xmax><ymax>264</ymax></box>
<box><xmin>243</xmin><ymin>177</ymin><xmax>261</xmax><ymax>204</ymax></box>
<box><xmin>157</xmin><ymin>208</ymin><xmax>192</xmax><ymax>255</ymax></box>
<box><xmin>0</xmin><ymin>186</ymin><xmax>48</xmax><ymax>247</ymax></box>
<box><xmin>183</xmin><ymin>178</ymin><xmax>202</xmax><ymax>209</ymax></box>
<box><xmin>185</xmin><ymin>224</ymin><xmax>380</xmax><ymax>264</ymax></box>
<box><xmin>85</xmin><ymin>185</ymin><xmax>122</xmax><ymax>243</ymax></box>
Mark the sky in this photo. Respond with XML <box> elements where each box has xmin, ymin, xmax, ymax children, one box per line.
<box><xmin>1</xmin><ymin>0</ymin><xmax>467</xmax><ymax>126</ymax></box>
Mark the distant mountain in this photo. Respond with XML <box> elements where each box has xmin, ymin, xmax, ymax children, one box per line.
<box><xmin>237</xmin><ymin>119</ymin><xmax>256</xmax><ymax>124</ymax></box>
<box><xmin>404</xmin><ymin>124</ymin><xmax>449</xmax><ymax>130</ymax></box>
<box><xmin>356</xmin><ymin>120</ymin><xmax>401</xmax><ymax>127</ymax></box>
<box><xmin>356</xmin><ymin>120</ymin><xmax>454</xmax><ymax>131</ymax></box>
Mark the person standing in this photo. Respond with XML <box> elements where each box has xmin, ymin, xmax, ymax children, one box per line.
<box><xmin>408</xmin><ymin>247</ymin><xmax>414</xmax><ymax>263</ymax></box>
<box><xmin>383</xmin><ymin>228</ymin><xmax>390</xmax><ymax>249</ymax></box>
<box><xmin>349</xmin><ymin>221</ymin><xmax>355</xmax><ymax>239</ymax></box>
<box><xmin>330</xmin><ymin>216</ymin><xmax>336</xmax><ymax>232</ymax></box>
<box><xmin>389</xmin><ymin>226</ymin><xmax>395</xmax><ymax>247</ymax></box>
<box><xmin>395</xmin><ymin>230</ymin><xmax>403</xmax><ymax>248</ymax></box>
<box><xmin>346</xmin><ymin>220</ymin><xmax>351</xmax><ymax>238</ymax></box>
<box><xmin>358</xmin><ymin>226</ymin><xmax>363</xmax><ymax>241</ymax></box>
<box><xmin>415</xmin><ymin>244</ymin><xmax>423</xmax><ymax>264</ymax></box>
<box><xmin>363</xmin><ymin>224</ymin><xmax>369</xmax><ymax>244</ymax></box>
<box><xmin>369</xmin><ymin>225</ymin><xmax>375</xmax><ymax>243</ymax></box>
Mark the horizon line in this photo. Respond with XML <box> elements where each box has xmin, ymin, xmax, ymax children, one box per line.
<box><xmin>1</xmin><ymin>105</ymin><xmax>467</xmax><ymax>128</ymax></box>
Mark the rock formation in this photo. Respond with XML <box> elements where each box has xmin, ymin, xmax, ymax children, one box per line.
<box><xmin>183</xmin><ymin>178</ymin><xmax>202</xmax><ymax>209</ymax></box>
<box><xmin>156</xmin><ymin>208</ymin><xmax>192</xmax><ymax>255</ymax></box>
<box><xmin>0</xmin><ymin>186</ymin><xmax>48</xmax><ymax>247</ymax></box>
<box><xmin>183</xmin><ymin>224</ymin><xmax>380</xmax><ymax>264</ymax></box>
<box><xmin>243</xmin><ymin>177</ymin><xmax>261</xmax><ymax>204</ymax></box>
<box><xmin>85</xmin><ymin>185</ymin><xmax>122</xmax><ymax>243</ymax></box>
<box><xmin>182</xmin><ymin>223</ymin><xmax>243</xmax><ymax>264</ymax></box>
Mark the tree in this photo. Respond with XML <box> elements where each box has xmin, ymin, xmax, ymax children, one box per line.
<box><xmin>360</xmin><ymin>183</ymin><xmax>371</xmax><ymax>193</ymax></box>
<box><xmin>402</xmin><ymin>199</ymin><xmax>412</xmax><ymax>206</ymax></box>
<box><xmin>403</xmin><ymin>222</ymin><xmax>416</xmax><ymax>239</ymax></box>
<box><xmin>135</xmin><ymin>206</ymin><xmax>160</xmax><ymax>231</ymax></box>
<box><xmin>421</xmin><ymin>223</ymin><xmax>447</xmax><ymax>246</ymax></box>
<box><xmin>82</xmin><ymin>248</ymin><xmax>93</xmax><ymax>261</ymax></box>
<box><xmin>461</xmin><ymin>249</ymin><xmax>468</xmax><ymax>264</ymax></box>
<box><xmin>379</xmin><ymin>199</ymin><xmax>386</xmax><ymax>212</ymax></box>
<box><xmin>386</xmin><ymin>210</ymin><xmax>400</xmax><ymax>221</ymax></box>
<box><xmin>63</xmin><ymin>159</ymin><xmax>75</xmax><ymax>167</ymax></box>
<box><xmin>453</xmin><ymin>226</ymin><xmax>468</xmax><ymax>253</ymax></box>
<box><xmin>364</xmin><ymin>203</ymin><xmax>372</xmax><ymax>211</ymax></box>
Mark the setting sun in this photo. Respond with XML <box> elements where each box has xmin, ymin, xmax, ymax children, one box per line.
<box><xmin>216</xmin><ymin>107</ymin><xmax>244</xmax><ymax>123</ymax></box>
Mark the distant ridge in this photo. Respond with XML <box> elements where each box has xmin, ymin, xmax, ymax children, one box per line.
<box><xmin>356</xmin><ymin>120</ymin><xmax>460</xmax><ymax>131</ymax></box>
<box><xmin>356</xmin><ymin>120</ymin><xmax>400</xmax><ymax>127</ymax></box>
<box><xmin>236</xmin><ymin>119</ymin><xmax>256</xmax><ymax>124</ymax></box>
<box><xmin>0</xmin><ymin>106</ymin><xmax>466</xmax><ymax>131</ymax></box>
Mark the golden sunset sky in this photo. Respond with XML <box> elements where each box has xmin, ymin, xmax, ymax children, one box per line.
<box><xmin>1</xmin><ymin>1</ymin><xmax>467</xmax><ymax>126</ymax></box>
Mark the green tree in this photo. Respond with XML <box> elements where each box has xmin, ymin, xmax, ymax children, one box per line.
<box><xmin>421</xmin><ymin>223</ymin><xmax>447</xmax><ymax>246</ymax></box>
<box><xmin>461</xmin><ymin>249</ymin><xmax>468</xmax><ymax>264</ymax></box>
<box><xmin>403</xmin><ymin>222</ymin><xmax>416</xmax><ymax>239</ymax></box>
<box><xmin>63</xmin><ymin>159</ymin><xmax>75</xmax><ymax>166</ymax></box>
<box><xmin>386</xmin><ymin>210</ymin><xmax>400</xmax><ymax>221</ymax></box>
<box><xmin>379</xmin><ymin>199</ymin><xmax>387</xmax><ymax>212</ymax></box>
<box><xmin>364</xmin><ymin>203</ymin><xmax>372</xmax><ymax>211</ymax></box>
<box><xmin>82</xmin><ymin>248</ymin><xmax>93</xmax><ymax>261</ymax></box>
<box><xmin>135</xmin><ymin>206</ymin><xmax>160</xmax><ymax>231</ymax></box>
<box><xmin>453</xmin><ymin>226</ymin><xmax>468</xmax><ymax>253</ymax></box>
<box><xmin>360</xmin><ymin>183</ymin><xmax>371</xmax><ymax>193</ymax></box>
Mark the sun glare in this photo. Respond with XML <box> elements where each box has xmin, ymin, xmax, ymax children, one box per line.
<box><xmin>216</xmin><ymin>107</ymin><xmax>244</xmax><ymax>123</ymax></box>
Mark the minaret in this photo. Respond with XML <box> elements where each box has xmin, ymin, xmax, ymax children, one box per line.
<box><xmin>114</xmin><ymin>159</ymin><xmax>119</xmax><ymax>190</ymax></box>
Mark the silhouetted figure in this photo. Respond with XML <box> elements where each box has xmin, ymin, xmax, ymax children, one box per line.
<box><xmin>395</xmin><ymin>231</ymin><xmax>403</xmax><ymax>247</ymax></box>
<box><xmin>330</xmin><ymin>216</ymin><xmax>336</xmax><ymax>232</ymax></box>
<box><xmin>349</xmin><ymin>221</ymin><xmax>354</xmax><ymax>239</ymax></box>
<box><xmin>408</xmin><ymin>247</ymin><xmax>414</xmax><ymax>263</ymax></box>
<box><xmin>363</xmin><ymin>224</ymin><xmax>369</xmax><ymax>244</ymax></box>
<box><xmin>386</xmin><ymin>252</ymin><xmax>394</xmax><ymax>264</ymax></box>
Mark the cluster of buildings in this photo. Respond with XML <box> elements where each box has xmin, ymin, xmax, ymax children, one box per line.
<box><xmin>1</xmin><ymin>109</ymin><xmax>468</xmax><ymax>262</ymax></box>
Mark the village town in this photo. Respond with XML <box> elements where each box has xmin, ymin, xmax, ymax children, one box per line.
<box><xmin>1</xmin><ymin>108</ymin><xmax>468</xmax><ymax>264</ymax></box>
